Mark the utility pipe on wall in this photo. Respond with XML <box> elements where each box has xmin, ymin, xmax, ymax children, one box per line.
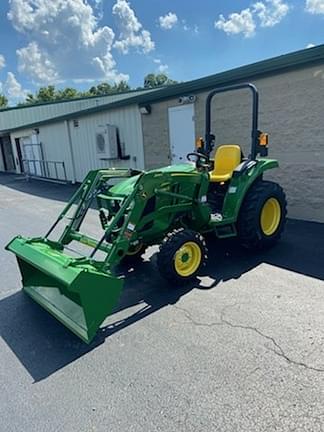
<box><xmin>65</xmin><ymin>120</ymin><xmax>77</xmax><ymax>184</ymax></box>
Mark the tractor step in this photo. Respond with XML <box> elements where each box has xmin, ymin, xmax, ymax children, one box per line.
<box><xmin>215</xmin><ymin>224</ymin><xmax>237</xmax><ymax>238</ymax></box>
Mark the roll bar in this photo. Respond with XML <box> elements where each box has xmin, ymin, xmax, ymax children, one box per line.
<box><xmin>204</xmin><ymin>83</ymin><xmax>260</xmax><ymax>160</ymax></box>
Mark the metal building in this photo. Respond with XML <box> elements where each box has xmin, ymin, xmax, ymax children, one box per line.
<box><xmin>0</xmin><ymin>88</ymin><xmax>158</xmax><ymax>183</ymax></box>
<box><xmin>1</xmin><ymin>45</ymin><xmax>324</xmax><ymax>222</ymax></box>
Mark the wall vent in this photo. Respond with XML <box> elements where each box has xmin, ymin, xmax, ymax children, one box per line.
<box><xmin>96</xmin><ymin>133</ymin><xmax>106</xmax><ymax>154</ymax></box>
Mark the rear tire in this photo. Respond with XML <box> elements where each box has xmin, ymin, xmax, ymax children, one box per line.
<box><xmin>157</xmin><ymin>229</ymin><xmax>208</xmax><ymax>285</ymax></box>
<box><xmin>238</xmin><ymin>180</ymin><xmax>287</xmax><ymax>250</ymax></box>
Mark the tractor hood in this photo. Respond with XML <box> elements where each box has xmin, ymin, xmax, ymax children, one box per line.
<box><xmin>110</xmin><ymin>163</ymin><xmax>197</xmax><ymax>196</ymax></box>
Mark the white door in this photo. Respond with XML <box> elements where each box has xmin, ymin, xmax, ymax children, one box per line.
<box><xmin>22</xmin><ymin>135</ymin><xmax>42</xmax><ymax>176</ymax></box>
<box><xmin>168</xmin><ymin>104</ymin><xmax>195</xmax><ymax>164</ymax></box>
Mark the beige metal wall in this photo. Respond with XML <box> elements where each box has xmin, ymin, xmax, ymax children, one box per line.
<box><xmin>9</xmin><ymin>104</ymin><xmax>145</xmax><ymax>183</ymax></box>
<box><xmin>141</xmin><ymin>64</ymin><xmax>324</xmax><ymax>223</ymax></box>
<box><xmin>37</xmin><ymin>122</ymin><xmax>74</xmax><ymax>181</ymax></box>
<box><xmin>69</xmin><ymin>105</ymin><xmax>144</xmax><ymax>181</ymax></box>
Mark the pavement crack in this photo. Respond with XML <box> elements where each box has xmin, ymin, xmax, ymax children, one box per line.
<box><xmin>173</xmin><ymin>305</ymin><xmax>223</xmax><ymax>328</ymax></box>
<box><xmin>219</xmin><ymin>310</ymin><xmax>324</xmax><ymax>374</ymax></box>
<box><xmin>173</xmin><ymin>303</ymin><xmax>324</xmax><ymax>373</ymax></box>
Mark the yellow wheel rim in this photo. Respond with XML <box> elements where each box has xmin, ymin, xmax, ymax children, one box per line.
<box><xmin>174</xmin><ymin>241</ymin><xmax>202</xmax><ymax>277</ymax></box>
<box><xmin>260</xmin><ymin>198</ymin><xmax>281</xmax><ymax>236</ymax></box>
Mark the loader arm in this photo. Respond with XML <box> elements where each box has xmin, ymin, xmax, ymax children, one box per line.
<box><xmin>6</xmin><ymin>166</ymin><xmax>210</xmax><ymax>343</ymax></box>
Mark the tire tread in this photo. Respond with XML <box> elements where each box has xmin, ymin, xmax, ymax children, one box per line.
<box><xmin>238</xmin><ymin>180</ymin><xmax>287</xmax><ymax>250</ymax></box>
<box><xmin>157</xmin><ymin>228</ymin><xmax>208</xmax><ymax>284</ymax></box>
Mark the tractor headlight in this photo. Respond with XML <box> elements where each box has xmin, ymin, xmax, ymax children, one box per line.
<box><xmin>258</xmin><ymin>131</ymin><xmax>269</xmax><ymax>156</ymax></box>
<box><xmin>196</xmin><ymin>137</ymin><xmax>204</xmax><ymax>150</ymax></box>
<box><xmin>259</xmin><ymin>132</ymin><xmax>269</xmax><ymax>146</ymax></box>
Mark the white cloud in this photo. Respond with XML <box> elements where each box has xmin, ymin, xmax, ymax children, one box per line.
<box><xmin>306</xmin><ymin>0</ymin><xmax>324</xmax><ymax>13</ymax></box>
<box><xmin>0</xmin><ymin>54</ymin><xmax>5</xmax><ymax>70</ymax></box>
<box><xmin>181</xmin><ymin>19</ymin><xmax>199</xmax><ymax>33</ymax></box>
<box><xmin>159</xmin><ymin>12</ymin><xmax>178</xmax><ymax>30</ymax></box>
<box><xmin>183</xmin><ymin>23</ymin><xmax>189</xmax><ymax>31</ymax></box>
<box><xmin>91</xmin><ymin>0</ymin><xmax>104</xmax><ymax>20</ymax></box>
<box><xmin>112</xmin><ymin>0</ymin><xmax>154</xmax><ymax>54</ymax></box>
<box><xmin>72</xmin><ymin>78</ymin><xmax>98</xmax><ymax>83</ymax></box>
<box><xmin>306</xmin><ymin>43</ymin><xmax>316</xmax><ymax>48</ymax></box>
<box><xmin>8</xmin><ymin>0</ymin><xmax>129</xmax><ymax>84</ymax></box>
<box><xmin>153</xmin><ymin>59</ymin><xmax>169</xmax><ymax>73</ymax></box>
<box><xmin>3</xmin><ymin>72</ymin><xmax>28</xmax><ymax>102</ymax></box>
<box><xmin>215</xmin><ymin>8</ymin><xmax>256</xmax><ymax>38</ymax></box>
<box><xmin>157</xmin><ymin>64</ymin><xmax>168</xmax><ymax>73</ymax></box>
<box><xmin>215</xmin><ymin>0</ymin><xmax>289</xmax><ymax>37</ymax></box>
<box><xmin>253</xmin><ymin>0</ymin><xmax>289</xmax><ymax>27</ymax></box>
<box><xmin>17</xmin><ymin>42</ymin><xmax>59</xmax><ymax>83</ymax></box>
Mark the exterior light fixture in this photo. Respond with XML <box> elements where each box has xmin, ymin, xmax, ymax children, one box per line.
<box><xmin>139</xmin><ymin>105</ymin><xmax>151</xmax><ymax>115</ymax></box>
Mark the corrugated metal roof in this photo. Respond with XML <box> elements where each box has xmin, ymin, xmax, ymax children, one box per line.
<box><xmin>2</xmin><ymin>44</ymin><xmax>324</xmax><ymax>133</ymax></box>
<box><xmin>0</xmin><ymin>88</ymin><xmax>158</xmax><ymax>133</ymax></box>
<box><xmin>0</xmin><ymin>87</ymin><xmax>161</xmax><ymax>113</ymax></box>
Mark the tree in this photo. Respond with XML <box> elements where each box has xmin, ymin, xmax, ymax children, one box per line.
<box><xmin>5</xmin><ymin>72</ymin><xmax>179</xmax><ymax>107</ymax></box>
<box><xmin>112</xmin><ymin>80</ymin><xmax>131</xmax><ymax>93</ymax></box>
<box><xmin>12</xmin><ymin>73</ymin><xmax>178</xmax><ymax>107</ymax></box>
<box><xmin>25</xmin><ymin>85</ymin><xmax>57</xmax><ymax>104</ymax></box>
<box><xmin>144</xmin><ymin>73</ymin><xmax>178</xmax><ymax>89</ymax></box>
<box><xmin>88</xmin><ymin>82</ymin><xmax>112</xmax><ymax>96</ymax></box>
<box><xmin>22</xmin><ymin>80</ymin><xmax>132</xmax><ymax>105</ymax></box>
<box><xmin>0</xmin><ymin>94</ymin><xmax>8</xmax><ymax>108</ymax></box>
<box><xmin>87</xmin><ymin>80</ymin><xmax>130</xmax><ymax>96</ymax></box>
<box><xmin>23</xmin><ymin>85</ymin><xmax>83</xmax><ymax>104</ymax></box>
<box><xmin>56</xmin><ymin>87</ymin><xmax>80</xmax><ymax>100</ymax></box>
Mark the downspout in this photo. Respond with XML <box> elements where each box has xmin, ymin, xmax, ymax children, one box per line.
<box><xmin>65</xmin><ymin>120</ymin><xmax>77</xmax><ymax>183</ymax></box>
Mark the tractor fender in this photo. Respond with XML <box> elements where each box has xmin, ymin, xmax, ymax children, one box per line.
<box><xmin>221</xmin><ymin>159</ymin><xmax>279</xmax><ymax>223</ymax></box>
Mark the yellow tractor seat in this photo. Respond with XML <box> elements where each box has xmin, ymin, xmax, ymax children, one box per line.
<box><xmin>209</xmin><ymin>145</ymin><xmax>242</xmax><ymax>183</ymax></box>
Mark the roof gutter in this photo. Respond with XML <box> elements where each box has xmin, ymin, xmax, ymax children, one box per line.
<box><xmin>2</xmin><ymin>45</ymin><xmax>324</xmax><ymax>134</ymax></box>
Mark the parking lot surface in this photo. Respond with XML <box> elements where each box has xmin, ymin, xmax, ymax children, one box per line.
<box><xmin>1</xmin><ymin>173</ymin><xmax>324</xmax><ymax>432</ymax></box>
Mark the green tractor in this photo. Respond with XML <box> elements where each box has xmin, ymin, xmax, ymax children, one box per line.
<box><xmin>6</xmin><ymin>83</ymin><xmax>287</xmax><ymax>343</ymax></box>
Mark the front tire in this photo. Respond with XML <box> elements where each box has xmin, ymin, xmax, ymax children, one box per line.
<box><xmin>238</xmin><ymin>180</ymin><xmax>287</xmax><ymax>250</ymax></box>
<box><xmin>122</xmin><ymin>243</ymin><xmax>145</xmax><ymax>264</ymax></box>
<box><xmin>157</xmin><ymin>229</ymin><xmax>208</xmax><ymax>284</ymax></box>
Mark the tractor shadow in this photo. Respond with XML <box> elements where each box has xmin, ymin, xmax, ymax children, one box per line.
<box><xmin>99</xmin><ymin>218</ymin><xmax>324</xmax><ymax>339</ymax></box>
<box><xmin>0</xmin><ymin>173</ymin><xmax>78</xmax><ymax>202</ymax></box>
<box><xmin>0</xmin><ymin>219</ymin><xmax>323</xmax><ymax>382</ymax></box>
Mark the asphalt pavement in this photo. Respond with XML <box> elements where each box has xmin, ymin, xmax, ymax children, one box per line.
<box><xmin>0</xmin><ymin>173</ymin><xmax>324</xmax><ymax>432</ymax></box>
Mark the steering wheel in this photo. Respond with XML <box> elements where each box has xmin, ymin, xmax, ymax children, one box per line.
<box><xmin>186</xmin><ymin>152</ymin><xmax>209</xmax><ymax>165</ymax></box>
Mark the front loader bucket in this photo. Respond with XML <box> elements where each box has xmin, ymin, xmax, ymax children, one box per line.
<box><xmin>6</xmin><ymin>237</ymin><xmax>123</xmax><ymax>344</ymax></box>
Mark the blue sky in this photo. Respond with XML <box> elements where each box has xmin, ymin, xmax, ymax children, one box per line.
<box><xmin>0</xmin><ymin>0</ymin><xmax>323</xmax><ymax>104</ymax></box>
